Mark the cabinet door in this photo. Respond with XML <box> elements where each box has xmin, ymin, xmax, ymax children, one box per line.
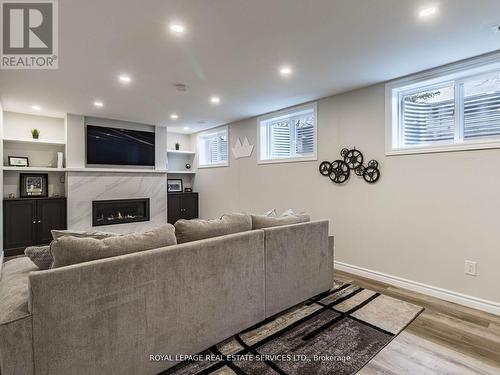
<box><xmin>4</xmin><ymin>200</ymin><xmax>37</xmax><ymax>253</ymax></box>
<box><xmin>36</xmin><ymin>199</ymin><xmax>67</xmax><ymax>245</ymax></box>
<box><xmin>181</xmin><ymin>194</ymin><xmax>199</xmax><ymax>220</ymax></box>
<box><xmin>167</xmin><ymin>194</ymin><xmax>182</xmax><ymax>224</ymax></box>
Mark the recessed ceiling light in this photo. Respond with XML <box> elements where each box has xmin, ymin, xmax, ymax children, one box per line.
<box><xmin>279</xmin><ymin>66</ymin><xmax>293</xmax><ymax>76</ymax></box>
<box><xmin>210</xmin><ymin>96</ymin><xmax>221</xmax><ymax>104</ymax></box>
<box><xmin>118</xmin><ymin>74</ymin><xmax>131</xmax><ymax>84</ymax></box>
<box><xmin>183</xmin><ymin>126</ymin><xmax>190</xmax><ymax>130</ymax></box>
<box><xmin>170</xmin><ymin>113</ymin><xmax>179</xmax><ymax>120</ymax></box>
<box><xmin>32</xmin><ymin>105</ymin><xmax>41</xmax><ymax>111</ymax></box>
<box><xmin>169</xmin><ymin>23</ymin><xmax>185</xmax><ymax>34</ymax></box>
<box><xmin>93</xmin><ymin>100</ymin><xmax>104</xmax><ymax>108</ymax></box>
<box><xmin>418</xmin><ymin>6</ymin><xmax>437</xmax><ymax>18</ymax></box>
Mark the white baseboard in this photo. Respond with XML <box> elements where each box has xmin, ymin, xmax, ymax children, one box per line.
<box><xmin>334</xmin><ymin>261</ymin><xmax>500</xmax><ymax>316</ymax></box>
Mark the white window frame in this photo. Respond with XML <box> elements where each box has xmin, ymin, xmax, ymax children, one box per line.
<box><xmin>386</xmin><ymin>52</ymin><xmax>500</xmax><ymax>156</ymax></box>
<box><xmin>197</xmin><ymin>125</ymin><xmax>229</xmax><ymax>168</ymax></box>
<box><xmin>257</xmin><ymin>102</ymin><xmax>318</xmax><ymax>164</ymax></box>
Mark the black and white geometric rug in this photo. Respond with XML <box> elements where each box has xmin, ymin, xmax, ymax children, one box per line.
<box><xmin>161</xmin><ymin>281</ymin><xmax>423</xmax><ymax>375</ymax></box>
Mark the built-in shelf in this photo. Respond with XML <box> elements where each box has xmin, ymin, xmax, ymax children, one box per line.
<box><xmin>3</xmin><ymin>137</ymin><xmax>65</xmax><ymax>146</ymax></box>
<box><xmin>167</xmin><ymin>150</ymin><xmax>196</xmax><ymax>155</ymax></box>
<box><xmin>2</xmin><ymin>166</ymin><xmax>169</xmax><ymax>174</ymax></box>
<box><xmin>2</xmin><ymin>166</ymin><xmax>65</xmax><ymax>172</ymax></box>
<box><xmin>167</xmin><ymin>170</ymin><xmax>196</xmax><ymax>174</ymax></box>
<box><xmin>66</xmin><ymin>167</ymin><xmax>168</xmax><ymax>174</ymax></box>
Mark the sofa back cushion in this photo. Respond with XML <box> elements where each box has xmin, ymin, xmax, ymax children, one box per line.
<box><xmin>51</xmin><ymin>229</ymin><xmax>117</xmax><ymax>240</ymax></box>
<box><xmin>251</xmin><ymin>213</ymin><xmax>310</xmax><ymax>229</ymax></box>
<box><xmin>50</xmin><ymin>224</ymin><xmax>176</xmax><ymax>268</ymax></box>
<box><xmin>174</xmin><ymin>213</ymin><xmax>252</xmax><ymax>243</ymax></box>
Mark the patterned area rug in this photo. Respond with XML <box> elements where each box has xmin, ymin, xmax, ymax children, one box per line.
<box><xmin>161</xmin><ymin>281</ymin><xmax>423</xmax><ymax>375</ymax></box>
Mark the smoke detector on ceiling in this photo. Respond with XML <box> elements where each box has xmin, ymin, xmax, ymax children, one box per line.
<box><xmin>174</xmin><ymin>83</ymin><xmax>188</xmax><ymax>92</ymax></box>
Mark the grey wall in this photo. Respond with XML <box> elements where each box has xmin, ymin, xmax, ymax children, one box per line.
<box><xmin>192</xmin><ymin>83</ymin><xmax>500</xmax><ymax>305</ymax></box>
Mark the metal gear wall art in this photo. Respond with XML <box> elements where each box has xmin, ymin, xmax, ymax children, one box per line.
<box><xmin>318</xmin><ymin>147</ymin><xmax>380</xmax><ymax>184</ymax></box>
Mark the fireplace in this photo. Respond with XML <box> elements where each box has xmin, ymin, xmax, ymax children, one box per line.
<box><xmin>92</xmin><ymin>198</ymin><xmax>150</xmax><ymax>226</ymax></box>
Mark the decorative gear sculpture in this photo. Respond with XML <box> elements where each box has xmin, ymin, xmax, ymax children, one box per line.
<box><xmin>318</xmin><ymin>147</ymin><xmax>380</xmax><ymax>184</ymax></box>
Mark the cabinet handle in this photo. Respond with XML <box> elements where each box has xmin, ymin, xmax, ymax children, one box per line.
<box><xmin>32</xmin><ymin>220</ymin><xmax>36</xmax><ymax>224</ymax></box>
<box><xmin>38</xmin><ymin>220</ymin><xmax>41</xmax><ymax>223</ymax></box>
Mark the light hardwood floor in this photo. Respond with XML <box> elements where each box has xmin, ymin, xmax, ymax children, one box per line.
<box><xmin>335</xmin><ymin>270</ymin><xmax>500</xmax><ymax>374</ymax></box>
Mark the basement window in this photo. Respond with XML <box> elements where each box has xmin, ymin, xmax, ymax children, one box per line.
<box><xmin>197</xmin><ymin>126</ymin><xmax>228</xmax><ymax>168</ymax></box>
<box><xmin>386</xmin><ymin>55</ymin><xmax>500</xmax><ymax>155</ymax></box>
<box><xmin>258</xmin><ymin>103</ymin><xmax>317</xmax><ymax>164</ymax></box>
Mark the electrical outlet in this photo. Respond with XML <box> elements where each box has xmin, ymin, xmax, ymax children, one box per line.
<box><xmin>465</xmin><ymin>260</ymin><xmax>477</xmax><ymax>276</ymax></box>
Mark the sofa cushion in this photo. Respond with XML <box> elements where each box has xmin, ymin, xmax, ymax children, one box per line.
<box><xmin>51</xmin><ymin>229</ymin><xmax>117</xmax><ymax>240</ymax></box>
<box><xmin>174</xmin><ymin>213</ymin><xmax>252</xmax><ymax>243</ymax></box>
<box><xmin>0</xmin><ymin>257</ymin><xmax>37</xmax><ymax>325</ymax></box>
<box><xmin>50</xmin><ymin>223</ymin><xmax>177</xmax><ymax>268</ymax></box>
<box><xmin>24</xmin><ymin>245</ymin><xmax>52</xmax><ymax>270</ymax></box>
<box><xmin>251</xmin><ymin>213</ymin><xmax>310</xmax><ymax>229</ymax></box>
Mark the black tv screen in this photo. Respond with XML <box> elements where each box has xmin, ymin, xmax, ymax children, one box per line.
<box><xmin>86</xmin><ymin>125</ymin><xmax>155</xmax><ymax>166</ymax></box>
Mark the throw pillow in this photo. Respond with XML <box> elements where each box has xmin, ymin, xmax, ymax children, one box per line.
<box><xmin>25</xmin><ymin>245</ymin><xmax>52</xmax><ymax>270</ymax></box>
<box><xmin>50</xmin><ymin>223</ymin><xmax>177</xmax><ymax>268</ymax></box>
<box><xmin>251</xmin><ymin>212</ymin><xmax>310</xmax><ymax>229</ymax></box>
<box><xmin>174</xmin><ymin>213</ymin><xmax>252</xmax><ymax>244</ymax></box>
<box><xmin>263</xmin><ymin>208</ymin><xmax>277</xmax><ymax>217</ymax></box>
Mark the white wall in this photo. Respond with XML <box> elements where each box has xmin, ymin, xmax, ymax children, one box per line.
<box><xmin>192</xmin><ymin>83</ymin><xmax>500</xmax><ymax>306</ymax></box>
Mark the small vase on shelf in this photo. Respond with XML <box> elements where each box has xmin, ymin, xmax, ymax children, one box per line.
<box><xmin>175</xmin><ymin>142</ymin><xmax>180</xmax><ymax>150</ymax></box>
<box><xmin>31</xmin><ymin>128</ymin><xmax>40</xmax><ymax>139</ymax></box>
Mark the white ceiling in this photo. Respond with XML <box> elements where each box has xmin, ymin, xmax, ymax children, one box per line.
<box><xmin>1</xmin><ymin>0</ymin><xmax>500</xmax><ymax>134</ymax></box>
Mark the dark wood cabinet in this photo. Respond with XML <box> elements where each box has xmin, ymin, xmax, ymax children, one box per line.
<box><xmin>167</xmin><ymin>192</ymin><xmax>198</xmax><ymax>224</ymax></box>
<box><xmin>3</xmin><ymin>197</ymin><xmax>67</xmax><ymax>256</ymax></box>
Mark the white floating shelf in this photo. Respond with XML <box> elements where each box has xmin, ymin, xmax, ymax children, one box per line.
<box><xmin>66</xmin><ymin>168</ymin><xmax>168</xmax><ymax>174</ymax></box>
<box><xmin>167</xmin><ymin>150</ymin><xmax>196</xmax><ymax>155</ymax></box>
<box><xmin>167</xmin><ymin>170</ymin><xmax>196</xmax><ymax>174</ymax></box>
<box><xmin>3</xmin><ymin>137</ymin><xmax>65</xmax><ymax>146</ymax></box>
<box><xmin>3</xmin><ymin>166</ymin><xmax>65</xmax><ymax>172</ymax></box>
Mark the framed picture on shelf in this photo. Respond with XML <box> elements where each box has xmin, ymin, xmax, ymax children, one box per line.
<box><xmin>20</xmin><ymin>173</ymin><xmax>48</xmax><ymax>198</ymax></box>
<box><xmin>167</xmin><ymin>179</ymin><xmax>183</xmax><ymax>193</ymax></box>
<box><xmin>8</xmin><ymin>156</ymin><xmax>29</xmax><ymax>167</ymax></box>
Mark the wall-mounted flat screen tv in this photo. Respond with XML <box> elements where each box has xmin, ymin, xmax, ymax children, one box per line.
<box><xmin>86</xmin><ymin>125</ymin><xmax>155</xmax><ymax>166</ymax></box>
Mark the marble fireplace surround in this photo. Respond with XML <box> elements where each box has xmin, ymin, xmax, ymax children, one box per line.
<box><xmin>67</xmin><ymin>172</ymin><xmax>167</xmax><ymax>234</ymax></box>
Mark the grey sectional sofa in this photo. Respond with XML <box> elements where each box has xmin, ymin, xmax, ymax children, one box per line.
<box><xmin>0</xmin><ymin>220</ymin><xmax>332</xmax><ymax>375</ymax></box>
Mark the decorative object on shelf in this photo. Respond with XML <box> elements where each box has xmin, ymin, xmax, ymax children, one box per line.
<box><xmin>184</xmin><ymin>188</ymin><xmax>193</xmax><ymax>192</ymax></box>
<box><xmin>57</xmin><ymin>152</ymin><xmax>64</xmax><ymax>168</ymax></box>
<box><xmin>8</xmin><ymin>156</ymin><xmax>29</xmax><ymax>167</ymax></box>
<box><xmin>8</xmin><ymin>193</ymin><xmax>15</xmax><ymax>199</ymax></box>
<box><xmin>232</xmin><ymin>137</ymin><xmax>254</xmax><ymax>159</ymax></box>
<box><xmin>185</xmin><ymin>163</ymin><xmax>191</xmax><ymax>170</ymax></box>
<box><xmin>20</xmin><ymin>173</ymin><xmax>48</xmax><ymax>198</ymax></box>
<box><xmin>167</xmin><ymin>178</ymin><xmax>183</xmax><ymax>192</ymax></box>
<box><xmin>175</xmin><ymin>142</ymin><xmax>180</xmax><ymax>150</ymax></box>
<box><xmin>31</xmin><ymin>128</ymin><xmax>40</xmax><ymax>139</ymax></box>
<box><xmin>319</xmin><ymin>147</ymin><xmax>380</xmax><ymax>184</ymax></box>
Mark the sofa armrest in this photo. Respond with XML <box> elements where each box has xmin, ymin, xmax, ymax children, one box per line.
<box><xmin>263</xmin><ymin>220</ymin><xmax>333</xmax><ymax>317</ymax></box>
